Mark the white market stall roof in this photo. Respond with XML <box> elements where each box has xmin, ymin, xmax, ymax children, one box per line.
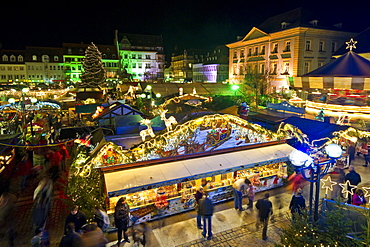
<box><xmin>103</xmin><ymin>143</ymin><xmax>296</xmax><ymax>198</ymax></box>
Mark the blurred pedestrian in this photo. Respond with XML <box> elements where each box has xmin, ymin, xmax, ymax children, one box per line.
<box><xmin>363</xmin><ymin>145</ymin><xmax>370</xmax><ymax>167</ymax></box>
<box><xmin>93</xmin><ymin>206</ymin><xmax>110</xmax><ymax>233</ymax></box>
<box><xmin>81</xmin><ymin>223</ymin><xmax>108</xmax><ymax>247</ymax></box>
<box><xmin>232</xmin><ymin>177</ymin><xmax>250</xmax><ymax>211</ymax></box>
<box><xmin>246</xmin><ymin>183</ymin><xmax>255</xmax><ymax>210</ymax></box>
<box><xmin>0</xmin><ymin>181</ymin><xmax>17</xmax><ymax>247</ymax></box>
<box><xmin>352</xmin><ymin>189</ymin><xmax>367</xmax><ymax>206</ymax></box>
<box><xmin>32</xmin><ymin>173</ymin><xmax>54</xmax><ymax>232</ymax></box>
<box><xmin>289</xmin><ymin>188</ymin><xmax>306</xmax><ymax>219</ymax></box>
<box><xmin>194</xmin><ymin>187</ymin><xmax>204</xmax><ymax>229</ymax></box>
<box><xmin>59</xmin><ymin>222</ymin><xmax>82</xmax><ymax>247</ymax></box>
<box><xmin>345</xmin><ymin>166</ymin><xmax>361</xmax><ymax>204</ymax></box>
<box><xmin>114</xmin><ymin>197</ymin><xmax>130</xmax><ymax>245</ymax></box>
<box><xmin>256</xmin><ymin>193</ymin><xmax>273</xmax><ymax>241</ymax></box>
<box><xmin>347</xmin><ymin>143</ymin><xmax>356</xmax><ymax>166</ymax></box>
<box><xmin>132</xmin><ymin>223</ymin><xmax>147</xmax><ymax>247</ymax></box>
<box><xmin>18</xmin><ymin>151</ymin><xmax>33</xmax><ymax>190</ymax></box>
<box><xmin>287</xmin><ymin>172</ymin><xmax>307</xmax><ymax>194</ymax></box>
<box><xmin>31</xmin><ymin>228</ymin><xmax>50</xmax><ymax>247</ymax></box>
<box><xmin>64</xmin><ymin>205</ymin><xmax>87</xmax><ymax>234</ymax></box>
<box><xmin>199</xmin><ymin>193</ymin><xmax>214</xmax><ymax>240</ymax></box>
<box><xmin>331</xmin><ymin>164</ymin><xmax>345</xmax><ymax>201</ymax></box>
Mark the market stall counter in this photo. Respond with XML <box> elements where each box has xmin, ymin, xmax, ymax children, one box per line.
<box><xmin>103</xmin><ymin>143</ymin><xmax>295</xmax><ymax>223</ymax></box>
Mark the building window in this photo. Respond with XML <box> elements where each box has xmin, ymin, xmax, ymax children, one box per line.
<box><xmin>2</xmin><ymin>55</ymin><xmax>8</xmax><ymax>61</ymax></box>
<box><xmin>146</xmin><ymin>55</ymin><xmax>151</xmax><ymax>59</ymax></box>
<box><xmin>10</xmin><ymin>55</ymin><xmax>16</xmax><ymax>62</ymax></box>
<box><xmin>124</xmin><ymin>54</ymin><xmax>128</xmax><ymax>59</ymax></box>
<box><xmin>68</xmin><ymin>48</ymin><xmax>72</xmax><ymax>54</ymax></box>
<box><xmin>272</xmin><ymin>63</ymin><xmax>277</xmax><ymax>74</ymax></box>
<box><xmin>304</xmin><ymin>61</ymin><xmax>311</xmax><ymax>74</ymax></box>
<box><xmin>32</xmin><ymin>55</ymin><xmax>37</xmax><ymax>61</ymax></box>
<box><xmin>254</xmin><ymin>47</ymin><xmax>258</xmax><ymax>56</ymax></box>
<box><xmin>318</xmin><ymin>62</ymin><xmax>324</xmax><ymax>68</ymax></box>
<box><xmin>260</xmin><ymin>64</ymin><xmax>265</xmax><ymax>74</ymax></box>
<box><xmin>138</xmin><ymin>54</ymin><xmax>142</xmax><ymax>59</ymax></box>
<box><xmin>331</xmin><ymin>42</ymin><xmax>337</xmax><ymax>53</ymax></box>
<box><xmin>54</xmin><ymin>56</ymin><xmax>59</xmax><ymax>61</ymax></box>
<box><xmin>138</xmin><ymin>63</ymin><xmax>142</xmax><ymax>69</ymax></box>
<box><xmin>18</xmin><ymin>55</ymin><xmax>23</xmax><ymax>62</ymax></box>
<box><xmin>305</xmin><ymin>40</ymin><xmax>312</xmax><ymax>51</ymax></box>
<box><xmin>79</xmin><ymin>48</ymin><xmax>84</xmax><ymax>55</ymax></box>
<box><xmin>233</xmin><ymin>51</ymin><xmax>237</xmax><ymax>58</ymax></box>
<box><xmin>132</xmin><ymin>54</ymin><xmax>136</xmax><ymax>59</ymax></box>
<box><xmin>42</xmin><ymin>55</ymin><xmax>50</xmax><ymax>63</ymax></box>
<box><xmin>284</xmin><ymin>41</ymin><xmax>291</xmax><ymax>52</ymax></box>
<box><xmin>240</xmin><ymin>49</ymin><xmax>244</xmax><ymax>58</ymax></box>
<box><xmin>132</xmin><ymin>63</ymin><xmax>136</xmax><ymax>68</ymax></box>
<box><xmin>260</xmin><ymin>45</ymin><xmax>265</xmax><ymax>55</ymax></box>
<box><xmin>272</xmin><ymin>43</ymin><xmax>278</xmax><ymax>53</ymax></box>
<box><xmin>319</xmin><ymin>41</ymin><xmax>325</xmax><ymax>52</ymax></box>
<box><xmin>248</xmin><ymin>48</ymin><xmax>252</xmax><ymax>56</ymax></box>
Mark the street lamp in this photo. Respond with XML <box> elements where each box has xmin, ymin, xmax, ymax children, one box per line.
<box><xmin>289</xmin><ymin>142</ymin><xmax>343</xmax><ymax>221</ymax></box>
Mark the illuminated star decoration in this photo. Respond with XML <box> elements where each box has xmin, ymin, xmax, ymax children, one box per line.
<box><xmin>321</xmin><ymin>176</ymin><xmax>337</xmax><ymax>196</ymax></box>
<box><xmin>338</xmin><ymin>180</ymin><xmax>357</xmax><ymax>198</ymax></box>
<box><xmin>346</xmin><ymin>38</ymin><xmax>357</xmax><ymax>51</ymax></box>
<box><xmin>362</xmin><ymin>187</ymin><xmax>370</xmax><ymax>198</ymax></box>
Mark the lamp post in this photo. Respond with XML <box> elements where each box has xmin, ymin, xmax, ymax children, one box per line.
<box><xmin>289</xmin><ymin>143</ymin><xmax>343</xmax><ymax>221</ymax></box>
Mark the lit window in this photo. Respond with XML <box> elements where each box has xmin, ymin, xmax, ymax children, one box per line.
<box><xmin>32</xmin><ymin>55</ymin><xmax>37</xmax><ymax>61</ymax></box>
<box><xmin>18</xmin><ymin>55</ymin><xmax>23</xmax><ymax>62</ymax></box>
<box><xmin>42</xmin><ymin>55</ymin><xmax>50</xmax><ymax>63</ymax></box>
<box><xmin>305</xmin><ymin>40</ymin><xmax>311</xmax><ymax>51</ymax></box>
<box><xmin>54</xmin><ymin>56</ymin><xmax>59</xmax><ymax>61</ymax></box>
<box><xmin>319</xmin><ymin>41</ymin><xmax>325</xmax><ymax>52</ymax></box>
<box><xmin>285</xmin><ymin>41</ymin><xmax>291</xmax><ymax>52</ymax></box>
<box><xmin>2</xmin><ymin>55</ymin><xmax>8</xmax><ymax>61</ymax></box>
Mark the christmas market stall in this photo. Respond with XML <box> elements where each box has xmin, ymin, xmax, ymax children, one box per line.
<box><xmin>80</xmin><ymin>114</ymin><xmax>300</xmax><ymax>223</ymax></box>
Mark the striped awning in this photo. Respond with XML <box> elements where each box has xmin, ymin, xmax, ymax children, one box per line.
<box><xmin>293</xmin><ymin>77</ymin><xmax>370</xmax><ymax>90</ymax></box>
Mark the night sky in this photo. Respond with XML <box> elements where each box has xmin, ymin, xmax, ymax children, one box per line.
<box><xmin>1</xmin><ymin>0</ymin><xmax>370</xmax><ymax>58</ymax></box>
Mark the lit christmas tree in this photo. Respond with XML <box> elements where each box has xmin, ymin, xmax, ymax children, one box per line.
<box><xmin>79</xmin><ymin>42</ymin><xmax>106</xmax><ymax>88</ymax></box>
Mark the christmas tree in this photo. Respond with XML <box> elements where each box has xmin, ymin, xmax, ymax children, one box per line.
<box><xmin>79</xmin><ymin>42</ymin><xmax>106</xmax><ymax>88</ymax></box>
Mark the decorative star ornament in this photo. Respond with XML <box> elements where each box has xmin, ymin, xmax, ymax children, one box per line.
<box><xmin>321</xmin><ymin>176</ymin><xmax>337</xmax><ymax>195</ymax></box>
<box><xmin>339</xmin><ymin>180</ymin><xmax>357</xmax><ymax>198</ymax></box>
<box><xmin>362</xmin><ymin>187</ymin><xmax>370</xmax><ymax>198</ymax></box>
<box><xmin>346</xmin><ymin>38</ymin><xmax>357</xmax><ymax>51</ymax></box>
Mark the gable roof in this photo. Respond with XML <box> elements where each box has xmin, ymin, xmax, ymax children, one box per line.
<box><xmin>303</xmin><ymin>51</ymin><xmax>370</xmax><ymax>77</ymax></box>
<box><xmin>241</xmin><ymin>27</ymin><xmax>268</xmax><ymax>42</ymax></box>
<box><xmin>117</xmin><ymin>33</ymin><xmax>163</xmax><ymax>48</ymax></box>
<box><xmin>258</xmin><ymin>7</ymin><xmax>342</xmax><ymax>33</ymax></box>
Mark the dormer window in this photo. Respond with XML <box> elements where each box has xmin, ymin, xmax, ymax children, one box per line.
<box><xmin>281</xmin><ymin>22</ymin><xmax>290</xmax><ymax>29</ymax></box>
<box><xmin>309</xmin><ymin>20</ymin><xmax>319</xmax><ymax>26</ymax></box>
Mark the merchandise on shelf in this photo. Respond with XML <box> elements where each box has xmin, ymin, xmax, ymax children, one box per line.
<box><xmin>107</xmin><ymin>162</ymin><xmax>288</xmax><ymax>221</ymax></box>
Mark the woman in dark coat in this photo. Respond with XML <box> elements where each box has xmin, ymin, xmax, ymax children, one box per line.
<box><xmin>114</xmin><ymin>197</ymin><xmax>130</xmax><ymax>245</ymax></box>
<box><xmin>289</xmin><ymin>188</ymin><xmax>306</xmax><ymax>218</ymax></box>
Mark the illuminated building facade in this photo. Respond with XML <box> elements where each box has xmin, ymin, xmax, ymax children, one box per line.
<box><xmin>25</xmin><ymin>46</ymin><xmax>64</xmax><ymax>85</ymax></box>
<box><xmin>63</xmin><ymin>43</ymin><xmax>119</xmax><ymax>85</ymax></box>
<box><xmin>226</xmin><ymin>8</ymin><xmax>357</xmax><ymax>93</ymax></box>
<box><xmin>192</xmin><ymin>45</ymin><xmax>229</xmax><ymax>83</ymax></box>
<box><xmin>0</xmin><ymin>49</ymin><xmax>26</xmax><ymax>84</ymax></box>
<box><xmin>115</xmin><ymin>32</ymin><xmax>165</xmax><ymax>83</ymax></box>
<box><xmin>169</xmin><ymin>48</ymin><xmax>208</xmax><ymax>82</ymax></box>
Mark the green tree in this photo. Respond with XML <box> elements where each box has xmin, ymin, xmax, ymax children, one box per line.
<box><xmin>244</xmin><ymin>70</ymin><xmax>271</xmax><ymax>107</ymax></box>
<box><xmin>79</xmin><ymin>42</ymin><xmax>106</xmax><ymax>88</ymax></box>
<box><xmin>276</xmin><ymin>203</ymin><xmax>356</xmax><ymax>247</ymax></box>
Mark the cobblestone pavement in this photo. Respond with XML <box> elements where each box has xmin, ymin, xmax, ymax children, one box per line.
<box><xmin>175</xmin><ymin>216</ymin><xmax>288</xmax><ymax>247</ymax></box>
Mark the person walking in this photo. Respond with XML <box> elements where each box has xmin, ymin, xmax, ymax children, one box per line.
<box><xmin>246</xmin><ymin>183</ymin><xmax>255</xmax><ymax>209</ymax></box>
<box><xmin>114</xmin><ymin>197</ymin><xmax>131</xmax><ymax>245</ymax></box>
<box><xmin>59</xmin><ymin>222</ymin><xmax>82</xmax><ymax>247</ymax></box>
<box><xmin>331</xmin><ymin>164</ymin><xmax>345</xmax><ymax>200</ymax></box>
<box><xmin>64</xmin><ymin>205</ymin><xmax>87</xmax><ymax>234</ymax></box>
<box><xmin>32</xmin><ymin>174</ymin><xmax>54</xmax><ymax>232</ymax></box>
<box><xmin>345</xmin><ymin>166</ymin><xmax>362</xmax><ymax>204</ymax></box>
<box><xmin>232</xmin><ymin>177</ymin><xmax>250</xmax><ymax>211</ymax></box>
<box><xmin>194</xmin><ymin>187</ymin><xmax>204</xmax><ymax>229</ymax></box>
<box><xmin>347</xmin><ymin>143</ymin><xmax>356</xmax><ymax>166</ymax></box>
<box><xmin>93</xmin><ymin>206</ymin><xmax>110</xmax><ymax>233</ymax></box>
<box><xmin>255</xmin><ymin>193</ymin><xmax>273</xmax><ymax>241</ymax></box>
<box><xmin>289</xmin><ymin>188</ymin><xmax>306</xmax><ymax>219</ymax></box>
<box><xmin>0</xmin><ymin>181</ymin><xmax>17</xmax><ymax>247</ymax></box>
<box><xmin>198</xmin><ymin>193</ymin><xmax>214</xmax><ymax>240</ymax></box>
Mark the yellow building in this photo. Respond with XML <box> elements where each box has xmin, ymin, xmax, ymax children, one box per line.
<box><xmin>226</xmin><ymin>8</ymin><xmax>357</xmax><ymax>93</ymax></box>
